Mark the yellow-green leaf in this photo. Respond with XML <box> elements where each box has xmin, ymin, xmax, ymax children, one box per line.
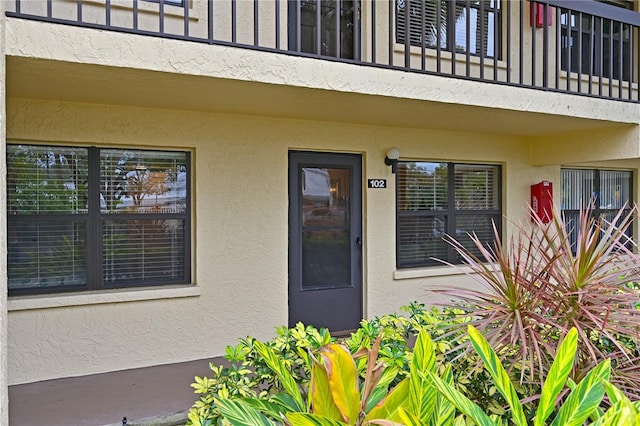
<box><xmin>410</xmin><ymin>331</ymin><xmax>438</xmax><ymax>423</ymax></box>
<box><xmin>311</xmin><ymin>359</ymin><xmax>343</xmax><ymax>420</ymax></box>
<box><xmin>468</xmin><ymin>325</ymin><xmax>526</xmax><ymax>426</ymax></box>
<box><xmin>534</xmin><ymin>328</ymin><xmax>578</xmax><ymax>426</ymax></box>
<box><xmin>366</xmin><ymin>378</ymin><xmax>410</xmax><ymax>422</ymax></box>
<box><xmin>320</xmin><ymin>344</ymin><xmax>360</xmax><ymax>424</ymax></box>
<box><xmin>287</xmin><ymin>412</ymin><xmax>349</xmax><ymax>426</ymax></box>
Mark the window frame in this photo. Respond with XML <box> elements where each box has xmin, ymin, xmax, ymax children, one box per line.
<box><xmin>7</xmin><ymin>144</ymin><xmax>192</xmax><ymax>297</ymax></box>
<box><xmin>395</xmin><ymin>161</ymin><xmax>502</xmax><ymax>269</ymax></box>
<box><xmin>396</xmin><ymin>0</ymin><xmax>503</xmax><ymax>59</ymax></box>
<box><xmin>560</xmin><ymin>168</ymin><xmax>633</xmax><ymax>250</ymax></box>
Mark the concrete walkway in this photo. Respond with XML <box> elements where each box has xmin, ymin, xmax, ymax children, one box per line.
<box><xmin>9</xmin><ymin>358</ymin><xmax>222</xmax><ymax>426</ymax></box>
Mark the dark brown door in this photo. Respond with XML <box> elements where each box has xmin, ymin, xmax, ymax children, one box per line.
<box><xmin>288</xmin><ymin>151</ymin><xmax>362</xmax><ymax>332</ymax></box>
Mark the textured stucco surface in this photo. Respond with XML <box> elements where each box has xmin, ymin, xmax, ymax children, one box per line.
<box><xmin>4</xmin><ymin>12</ymin><xmax>640</xmax><ymax>385</ymax></box>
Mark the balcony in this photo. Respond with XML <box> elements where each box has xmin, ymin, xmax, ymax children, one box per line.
<box><xmin>5</xmin><ymin>0</ymin><xmax>640</xmax><ymax>104</ymax></box>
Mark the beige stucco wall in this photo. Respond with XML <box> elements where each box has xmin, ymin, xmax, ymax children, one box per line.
<box><xmin>5</xmin><ymin>96</ymin><xmax>556</xmax><ymax>385</ymax></box>
<box><xmin>4</xmin><ymin>8</ymin><xmax>640</xmax><ymax>386</ymax></box>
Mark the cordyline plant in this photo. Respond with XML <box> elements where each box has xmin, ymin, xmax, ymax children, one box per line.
<box><xmin>428</xmin><ymin>202</ymin><xmax>640</xmax><ymax>397</ymax></box>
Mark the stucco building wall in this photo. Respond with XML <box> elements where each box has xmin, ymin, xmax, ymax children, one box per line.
<box><xmin>6</xmin><ymin>97</ymin><xmax>551</xmax><ymax>384</ymax></box>
<box><xmin>4</xmin><ymin>5</ymin><xmax>640</xmax><ymax>386</ymax></box>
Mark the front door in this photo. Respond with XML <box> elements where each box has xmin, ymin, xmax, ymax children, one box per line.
<box><xmin>288</xmin><ymin>151</ymin><xmax>362</xmax><ymax>332</ymax></box>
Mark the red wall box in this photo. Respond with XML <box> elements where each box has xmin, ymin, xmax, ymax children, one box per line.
<box><xmin>531</xmin><ymin>181</ymin><xmax>553</xmax><ymax>223</ymax></box>
<box><xmin>530</xmin><ymin>1</ymin><xmax>553</xmax><ymax>28</ymax></box>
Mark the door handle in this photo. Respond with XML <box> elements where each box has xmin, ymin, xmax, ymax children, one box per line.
<box><xmin>356</xmin><ymin>237</ymin><xmax>362</xmax><ymax>248</ymax></box>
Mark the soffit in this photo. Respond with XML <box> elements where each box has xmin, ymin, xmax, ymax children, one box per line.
<box><xmin>6</xmin><ymin>56</ymin><xmax>631</xmax><ymax>137</ymax></box>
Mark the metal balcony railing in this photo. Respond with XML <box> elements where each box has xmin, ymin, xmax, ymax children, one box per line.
<box><xmin>6</xmin><ymin>0</ymin><xmax>640</xmax><ymax>103</ymax></box>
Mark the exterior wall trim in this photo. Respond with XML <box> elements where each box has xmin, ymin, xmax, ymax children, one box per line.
<box><xmin>8</xmin><ymin>285</ymin><xmax>201</xmax><ymax>311</ymax></box>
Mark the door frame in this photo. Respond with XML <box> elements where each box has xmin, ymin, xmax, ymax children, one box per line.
<box><xmin>288</xmin><ymin>150</ymin><xmax>363</xmax><ymax>331</ymax></box>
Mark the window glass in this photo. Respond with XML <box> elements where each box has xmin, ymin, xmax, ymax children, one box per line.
<box><xmin>561</xmin><ymin>168</ymin><xmax>633</xmax><ymax>250</ymax></box>
<box><xmin>397</xmin><ymin>161</ymin><xmax>501</xmax><ymax>268</ymax></box>
<box><xmin>100</xmin><ymin>149</ymin><xmax>187</xmax><ymax>214</ymax></box>
<box><xmin>7</xmin><ymin>144</ymin><xmax>191</xmax><ymax>295</ymax></box>
<box><xmin>7</xmin><ymin>145</ymin><xmax>88</xmax><ymax>215</ymax></box>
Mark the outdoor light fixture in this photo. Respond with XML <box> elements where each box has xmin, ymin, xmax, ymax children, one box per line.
<box><xmin>384</xmin><ymin>147</ymin><xmax>400</xmax><ymax>174</ymax></box>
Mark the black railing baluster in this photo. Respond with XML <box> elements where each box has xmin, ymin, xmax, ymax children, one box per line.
<box><xmin>506</xmin><ymin>0</ymin><xmax>511</xmax><ymax>83</ymax></box>
<box><xmin>465</xmin><ymin>1</ymin><xmax>470</xmax><ymax>78</ymax></box>
<box><xmin>451</xmin><ymin>0</ymin><xmax>456</xmax><ymax>76</ymax></box>
<box><xmin>436</xmin><ymin>0</ymin><xmax>441</xmax><ymax>74</ymax></box>
<box><xmin>608</xmin><ymin>19</ymin><xmax>613</xmax><ymax>97</ymax></box>
<box><xmin>77</xmin><ymin>0</ymin><xmax>82</xmax><ymax>23</ymax></box>
<box><xmin>519</xmin><ymin>0</ymin><xmax>523</xmax><ymax>85</ymax></box>
<box><xmin>133</xmin><ymin>0</ymin><xmax>138</xmax><ymax>30</ymax></box>
<box><xmin>618</xmin><ymin>23</ymin><xmax>624</xmax><ymax>98</ymax></box>
<box><xmin>208</xmin><ymin>0</ymin><xmax>214</xmax><ymax>44</ymax></box>
<box><xmin>566</xmin><ymin>9</ymin><xmax>571</xmax><ymax>92</ymax></box>
<box><xmin>315</xmin><ymin>0</ymin><xmax>321</xmax><ymax>55</ymax></box>
<box><xmin>479</xmin><ymin>0</ymin><xmax>484</xmax><ymax>80</ymax></box>
<box><xmin>403</xmin><ymin>0</ymin><xmax>409</xmax><ymax>69</ymax></box>
<box><xmin>588</xmin><ymin>15</ymin><xmax>594</xmax><ymax>95</ymax></box>
<box><xmin>275</xmin><ymin>0</ymin><xmax>280</xmax><ymax>50</ymax></box>
<box><xmin>555</xmin><ymin>6</ymin><xmax>560</xmax><ymax>90</ymax></box>
<box><xmin>296</xmin><ymin>0</ymin><xmax>302</xmax><ymax>52</ymax></box>
<box><xmin>628</xmin><ymin>24</ymin><xmax>633</xmax><ymax>101</ymax></box>
<box><xmin>353</xmin><ymin>0</ymin><xmax>360</xmax><ymax>61</ymax></box>
<box><xmin>420</xmin><ymin>0</ymin><xmax>425</xmax><ymax>71</ymax></box>
<box><xmin>232</xmin><ymin>0</ymin><xmax>237</xmax><ymax>44</ymax></box>
<box><xmin>183</xmin><ymin>0</ymin><xmax>189</xmax><ymax>37</ymax></box>
<box><xmin>106</xmin><ymin>0</ymin><xmax>111</xmax><ymax>27</ymax></box>
<box><xmin>371</xmin><ymin>0</ymin><xmax>376</xmax><ymax>64</ymax></box>
<box><xmin>254</xmin><ymin>0</ymin><xmax>259</xmax><ymax>46</ymax></box>
<box><xmin>531</xmin><ymin>1</ymin><xmax>537</xmax><ymax>87</ymax></box>
<box><xmin>577</xmin><ymin>12</ymin><xmax>582</xmax><ymax>94</ymax></box>
<box><xmin>47</xmin><ymin>0</ymin><xmax>52</xmax><ymax>18</ymax></box>
<box><xmin>598</xmin><ymin>16</ymin><xmax>603</xmax><ymax>96</ymax></box>
<box><xmin>335</xmin><ymin>0</ymin><xmax>340</xmax><ymax>58</ymax></box>
<box><xmin>388</xmin><ymin>0</ymin><xmax>393</xmax><ymax>67</ymax></box>
<box><xmin>542</xmin><ymin>3</ymin><xmax>548</xmax><ymax>89</ymax></box>
<box><xmin>15</xmin><ymin>0</ymin><xmax>20</xmax><ymax>14</ymax></box>
<box><xmin>159</xmin><ymin>0</ymin><xmax>164</xmax><ymax>34</ymax></box>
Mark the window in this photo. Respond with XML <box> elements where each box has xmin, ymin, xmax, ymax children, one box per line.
<box><xmin>396</xmin><ymin>0</ymin><xmax>502</xmax><ymax>58</ymax></box>
<box><xmin>561</xmin><ymin>0</ymin><xmax>633</xmax><ymax>81</ymax></box>
<box><xmin>7</xmin><ymin>144</ymin><xmax>191</xmax><ymax>295</ymax></box>
<box><xmin>561</xmin><ymin>168</ymin><xmax>633</xmax><ymax>249</ymax></box>
<box><xmin>396</xmin><ymin>162</ymin><xmax>501</xmax><ymax>268</ymax></box>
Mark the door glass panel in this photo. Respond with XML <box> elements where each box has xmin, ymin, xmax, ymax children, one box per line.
<box><xmin>301</xmin><ymin>167</ymin><xmax>351</xmax><ymax>288</ymax></box>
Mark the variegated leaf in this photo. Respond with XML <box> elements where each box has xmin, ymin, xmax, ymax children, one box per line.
<box><xmin>428</xmin><ymin>372</ymin><xmax>495</xmax><ymax>426</ymax></box>
<box><xmin>214</xmin><ymin>398</ymin><xmax>275</xmax><ymax>426</ymax></box>
<box><xmin>534</xmin><ymin>328</ymin><xmax>578</xmax><ymax>426</ymax></box>
<box><xmin>468</xmin><ymin>325</ymin><xmax>526</xmax><ymax>426</ymax></box>
<box><xmin>550</xmin><ymin>359</ymin><xmax>610</xmax><ymax>426</ymax></box>
<box><xmin>253</xmin><ymin>340</ymin><xmax>305</xmax><ymax>410</ymax></box>
<box><xmin>410</xmin><ymin>331</ymin><xmax>438</xmax><ymax>423</ymax></box>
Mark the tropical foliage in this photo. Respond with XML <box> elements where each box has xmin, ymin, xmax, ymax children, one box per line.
<box><xmin>428</xmin><ymin>204</ymin><xmax>640</xmax><ymax>394</ymax></box>
<box><xmin>188</xmin><ymin>205</ymin><xmax>640</xmax><ymax>425</ymax></box>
